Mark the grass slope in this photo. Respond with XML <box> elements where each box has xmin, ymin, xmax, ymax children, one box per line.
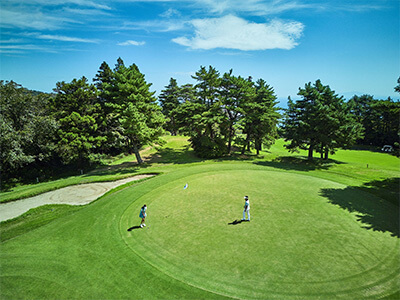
<box><xmin>1</xmin><ymin>136</ymin><xmax>399</xmax><ymax>299</ymax></box>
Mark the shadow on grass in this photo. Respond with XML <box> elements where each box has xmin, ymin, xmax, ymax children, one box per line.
<box><xmin>127</xmin><ymin>226</ymin><xmax>142</xmax><ymax>231</ymax></box>
<box><xmin>228</xmin><ymin>219</ymin><xmax>249</xmax><ymax>225</ymax></box>
<box><xmin>320</xmin><ymin>177</ymin><xmax>400</xmax><ymax>238</ymax></box>
<box><xmin>146</xmin><ymin>145</ymin><xmax>271</xmax><ymax>165</ymax></box>
<box><xmin>87</xmin><ymin>162</ymin><xmax>144</xmax><ymax>176</ymax></box>
<box><xmin>145</xmin><ymin>145</ymin><xmax>204</xmax><ymax>164</ymax></box>
<box><xmin>254</xmin><ymin>156</ymin><xmax>345</xmax><ymax>171</ymax></box>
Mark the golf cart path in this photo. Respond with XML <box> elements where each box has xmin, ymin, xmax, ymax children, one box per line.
<box><xmin>0</xmin><ymin>174</ymin><xmax>154</xmax><ymax>222</ymax></box>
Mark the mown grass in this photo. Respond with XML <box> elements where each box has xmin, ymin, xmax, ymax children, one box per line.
<box><xmin>0</xmin><ymin>136</ymin><xmax>399</xmax><ymax>299</ymax></box>
<box><xmin>122</xmin><ymin>167</ymin><xmax>399</xmax><ymax>298</ymax></box>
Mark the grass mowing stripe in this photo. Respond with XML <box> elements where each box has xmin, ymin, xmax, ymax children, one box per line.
<box><xmin>1</xmin><ymin>174</ymin><xmax>230</xmax><ymax>299</ymax></box>
<box><xmin>118</xmin><ymin>175</ymin><xmax>237</xmax><ymax>299</ymax></box>
<box><xmin>120</xmin><ymin>166</ymin><xmax>399</xmax><ymax>299</ymax></box>
<box><xmin>119</xmin><ymin>222</ymin><xmax>239</xmax><ymax>300</ymax></box>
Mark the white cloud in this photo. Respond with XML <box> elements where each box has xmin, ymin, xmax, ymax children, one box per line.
<box><xmin>0</xmin><ymin>38</ymin><xmax>26</xmax><ymax>44</ymax></box>
<box><xmin>117</xmin><ymin>40</ymin><xmax>146</xmax><ymax>46</ymax></box>
<box><xmin>37</xmin><ymin>34</ymin><xmax>99</xmax><ymax>43</ymax></box>
<box><xmin>4</xmin><ymin>0</ymin><xmax>112</xmax><ymax>10</ymax></box>
<box><xmin>160</xmin><ymin>8</ymin><xmax>181</xmax><ymax>18</ymax></box>
<box><xmin>109</xmin><ymin>0</ymin><xmax>386</xmax><ymax>17</ymax></box>
<box><xmin>63</xmin><ymin>7</ymin><xmax>112</xmax><ymax>15</ymax></box>
<box><xmin>117</xmin><ymin>0</ymin><xmax>317</xmax><ymax>15</ymax></box>
<box><xmin>0</xmin><ymin>0</ymin><xmax>110</xmax><ymax>31</ymax></box>
<box><xmin>121</xmin><ymin>20</ymin><xmax>186</xmax><ymax>32</ymax></box>
<box><xmin>172</xmin><ymin>15</ymin><xmax>304</xmax><ymax>51</ymax></box>
<box><xmin>0</xmin><ymin>8</ymin><xmax>75</xmax><ymax>30</ymax></box>
<box><xmin>0</xmin><ymin>44</ymin><xmax>57</xmax><ymax>53</ymax></box>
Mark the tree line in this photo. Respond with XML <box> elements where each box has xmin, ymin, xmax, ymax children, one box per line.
<box><xmin>159</xmin><ymin>66</ymin><xmax>280</xmax><ymax>158</ymax></box>
<box><xmin>160</xmin><ymin>71</ymin><xmax>399</xmax><ymax>160</ymax></box>
<box><xmin>283</xmin><ymin>79</ymin><xmax>399</xmax><ymax>160</ymax></box>
<box><xmin>1</xmin><ymin>58</ymin><xmax>399</xmax><ymax>187</ymax></box>
<box><xmin>1</xmin><ymin>58</ymin><xmax>164</xmax><ymax>187</ymax></box>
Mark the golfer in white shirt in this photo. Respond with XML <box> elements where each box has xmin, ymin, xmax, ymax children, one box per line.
<box><xmin>242</xmin><ymin>196</ymin><xmax>250</xmax><ymax>221</ymax></box>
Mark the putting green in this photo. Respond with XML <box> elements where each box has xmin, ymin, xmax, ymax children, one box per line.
<box><xmin>121</xmin><ymin>169</ymin><xmax>399</xmax><ymax>299</ymax></box>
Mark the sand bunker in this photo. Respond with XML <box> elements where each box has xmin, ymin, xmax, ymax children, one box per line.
<box><xmin>0</xmin><ymin>174</ymin><xmax>154</xmax><ymax>222</ymax></box>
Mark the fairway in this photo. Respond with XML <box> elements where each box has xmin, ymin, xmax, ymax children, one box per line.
<box><xmin>121</xmin><ymin>168</ymin><xmax>399</xmax><ymax>299</ymax></box>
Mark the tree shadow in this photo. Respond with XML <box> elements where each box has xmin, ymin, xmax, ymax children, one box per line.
<box><xmin>145</xmin><ymin>146</ymin><xmax>204</xmax><ymax>165</ymax></box>
<box><xmin>87</xmin><ymin>162</ymin><xmax>149</xmax><ymax>177</ymax></box>
<box><xmin>127</xmin><ymin>226</ymin><xmax>142</xmax><ymax>231</ymax></box>
<box><xmin>361</xmin><ymin>178</ymin><xmax>400</xmax><ymax>207</ymax></box>
<box><xmin>320</xmin><ymin>177</ymin><xmax>399</xmax><ymax>238</ymax></box>
<box><xmin>145</xmin><ymin>145</ymin><xmax>266</xmax><ymax>165</ymax></box>
<box><xmin>214</xmin><ymin>153</ymin><xmax>260</xmax><ymax>162</ymax></box>
<box><xmin>254</xmin><ymin>156</ymin><xmax>345</xmax><ymax>172</ymax></box>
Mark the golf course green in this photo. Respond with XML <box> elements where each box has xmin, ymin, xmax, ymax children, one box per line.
<box><xmin>1</xmin><ymin>137</ymin><xmax>399</xmax><ymax>299</ymax></box>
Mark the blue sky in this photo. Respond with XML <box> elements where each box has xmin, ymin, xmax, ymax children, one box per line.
<box><xmin>1</xmin><ymin>0</ymin><xmax>399</xmax><ymax>106</ymax></box>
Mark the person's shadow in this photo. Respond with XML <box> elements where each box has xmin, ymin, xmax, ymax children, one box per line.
<box><xmin>127</xmin><ymin>226</ymin><xmax>141</xmax><ymax>231</ymax></box>
<box><xmin>228</xmin><ymin>219</ymin><xmax>247</xmax><ymax>225</ymax></box>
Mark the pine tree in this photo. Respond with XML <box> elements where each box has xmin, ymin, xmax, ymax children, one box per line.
<box><xmin>283</xmin><ymin>80</ymin><xmax>362</xmax><ymax>160</ymax></box>
<box><xmin>102</xmin><ymin>59</ymin><xmax>165</xmax><ymax>164</ymax></box>
<box><xmin>220</xmin><ymin>70</ymin><xmax>254</xmax><ymax>154</ymax></box>
<box><xmin>159</xmin><ymin>78</ymin><xmax>181</xmax><ymax>135</ymax></box>
<box><xmin>189</xmin><ymin>66</ymin><xmax>227</xmax><ymax>157</ymax></box>
<box><xmin>93</xmin><ymin>61</ymin><xmax>117</xmax><ymax>153</ymax></box>
<box><xmin>53</xmin><ymin>77</ymin><xmax>105</xmax><ymax>165</ymax></box>
<box><xmin>240</xmin><ymin>79</ymin><xmax>280</xmax><ymax>155</ymax></box>
<box><xmin>395</xmin><ymin>77</ymin><xmax>400</xmax><ymax>94</ymax></box>
<box><xmin>347</xmin><ymin>95</ymin><xmax>399</xmax><ymax>147</ymax></box>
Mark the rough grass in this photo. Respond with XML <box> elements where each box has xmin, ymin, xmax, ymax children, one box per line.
<box><xmin>0</xmin><ymin>204</ymin><xmax>84</xmax><ymax>242</ymax></box>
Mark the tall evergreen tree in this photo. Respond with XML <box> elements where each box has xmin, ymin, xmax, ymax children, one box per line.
<box><xmin>283</xmin><ymin>80</ymin><xmax>362</xmax><ymax>160</ymax></box>
<box><xmin>346</xmin><ymin>95</ymin><xmax>373</xmax><ymax>144</ymax></box>
<box><xmin>189</xmin><ymin>66</ymin><xmax>227</xmax><ymax>157</ymax></box>
<box><xmin>192</xmin><ymin>66</ymin><xmax>221</xmax><ymax>106</ymax></box>
<box><xmin>220</xmin><ymin>70</ymin><xmax>253</xmax><ymax>154</ymax></box>
<box><xmin>102</xmin><ymin>59</ymin><xmax>165</xmax><ymax>164</ymax></box>
<box><xmin>169</xmin><ymin>67</ymin><xmax>280</xmax><ymax>158</ymax></box>
<box><xmin>370</xmin><ymin>99</ymin><xmax>400</xmax><ymax>146</ymax></box>
<box><xmin>395</xmin><ymin>77</ymin><xmax>400</xmax><ymax>94</ymax></box>
<box><xmin>94</xmin><ymin>61</ymin><xmax>114</xmax><ymax>93</ymax></box>
<box><xmin>172</xmin><ymin>83</ymin><xmax>198</xmax><ymax>135</ymax></box>
<box><xmin>53</xmin><ymin>77</ymin><xmax>105</xmax><ymax>165</ymax></box>
<box><xmin>159</xmin><ymin>78</ymin><xmax>181</xmax><ymax>135</ymax></box>
<box><xmin>178</xmin><ymin>84</ymin><xmax>196</xmax><ymax>103</ymax></box>
<box><xmin>93</xmin><ymin>61</ymin><xmax>117</xmax><ymax>153</ymax></box>
<box><xmin>240</xmin><ymin>79</ymin><xmax>280</xmax><ymax>155</ymax></box>
<box><xmin>347</xmin><ymin>95</ymin><xmax>399</xmax><ymax>147</ymax></box>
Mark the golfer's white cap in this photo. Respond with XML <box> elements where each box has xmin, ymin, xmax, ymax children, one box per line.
<box><xmin>244</xmin><ymin>196</ymin><xmax>248</xmax><ymax>199</ymax></box>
